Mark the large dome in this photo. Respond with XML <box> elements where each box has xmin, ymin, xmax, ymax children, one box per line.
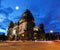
<box><xmin>20</xmin><ymin>9</ymin><xmax>34</xmax><ymax>21</ymax></box>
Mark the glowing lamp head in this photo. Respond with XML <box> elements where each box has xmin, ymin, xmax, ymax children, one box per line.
<box><xmin>50</xmin><ymin>30</ymin><xmax>54</xmax><ymax>33</ymax></box>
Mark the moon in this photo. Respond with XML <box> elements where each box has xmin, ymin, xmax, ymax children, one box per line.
<box><xmin>15</xmin><ymin>6</ymin><xmax>19</xmax><ymax>10</ymax></box>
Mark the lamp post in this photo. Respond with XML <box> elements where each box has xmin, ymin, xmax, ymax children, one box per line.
<box><xmin>49</xmin><ymin>30</ymin><xmax>54</xmax><ymax>40</ymax></box>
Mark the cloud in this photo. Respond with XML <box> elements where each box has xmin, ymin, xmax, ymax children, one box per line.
<box><xmin>0</xmin><ymin>7</ymin><xmax>13</xmax><ymax>34</ymax></box>
<box><xmin>0</xmin><ymin>14</ymin><xmax>6</xmax><ymax>22</ymax></box>
<box><xmin>0</xmin><ymin>29</ymin><xmax>6</xmax><ymax>33</ymax></box>
<box><xmin>0</xmin><ymin>7</ymin><xmax>13</xmax><ymax>16</ymax></box>
<box><xmin>4</xmin><ymin>7</ymin><xmax>13</xmax><ymax>14</ymax></box>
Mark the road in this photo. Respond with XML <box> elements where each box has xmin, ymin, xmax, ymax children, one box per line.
<box><xmin>0</xmin><ymin>41</ymin><xmax>60</xmax><ymax>50</ymax></box>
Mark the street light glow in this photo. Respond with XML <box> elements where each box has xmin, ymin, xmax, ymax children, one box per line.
<box><xmin>50</xmin><ymin>30</ymin><xmax>54</xmax><ymax>33</ymax></box>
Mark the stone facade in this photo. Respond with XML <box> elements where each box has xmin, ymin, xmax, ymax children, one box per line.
<box><xmin>18</xmin><ymin>9</ymin><xmax>35</xmax><ymax>41</ymax></box>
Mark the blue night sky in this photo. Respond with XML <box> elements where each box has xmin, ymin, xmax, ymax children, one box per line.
<box><xmin>0</xmin><ymin>0</ymin><xmax>60</xmax><ymax>35</ymax></box>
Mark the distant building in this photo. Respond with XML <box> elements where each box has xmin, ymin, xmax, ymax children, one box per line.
<box><xmin>46</xmin><ymin>32</ymin><xmax>60</xmax><ymax>40</ymax></box>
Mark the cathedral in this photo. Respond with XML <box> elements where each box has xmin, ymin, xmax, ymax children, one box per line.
<box><xmin>7</xmin><ymin>9</ymin><xmax>46</xmax><ymax>41</ymax></box>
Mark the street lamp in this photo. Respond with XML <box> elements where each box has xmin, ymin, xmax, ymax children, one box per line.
<box><xmin>50</xmin><ymin>30</ymin><xmax>54</xmax><ymax>33</ymax></box>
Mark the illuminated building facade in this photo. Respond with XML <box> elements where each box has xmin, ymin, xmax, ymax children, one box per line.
<box><xmin>7</xmin><ymin>9</ymin><xmax>46</xmax><ymax>41</ymax></box>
